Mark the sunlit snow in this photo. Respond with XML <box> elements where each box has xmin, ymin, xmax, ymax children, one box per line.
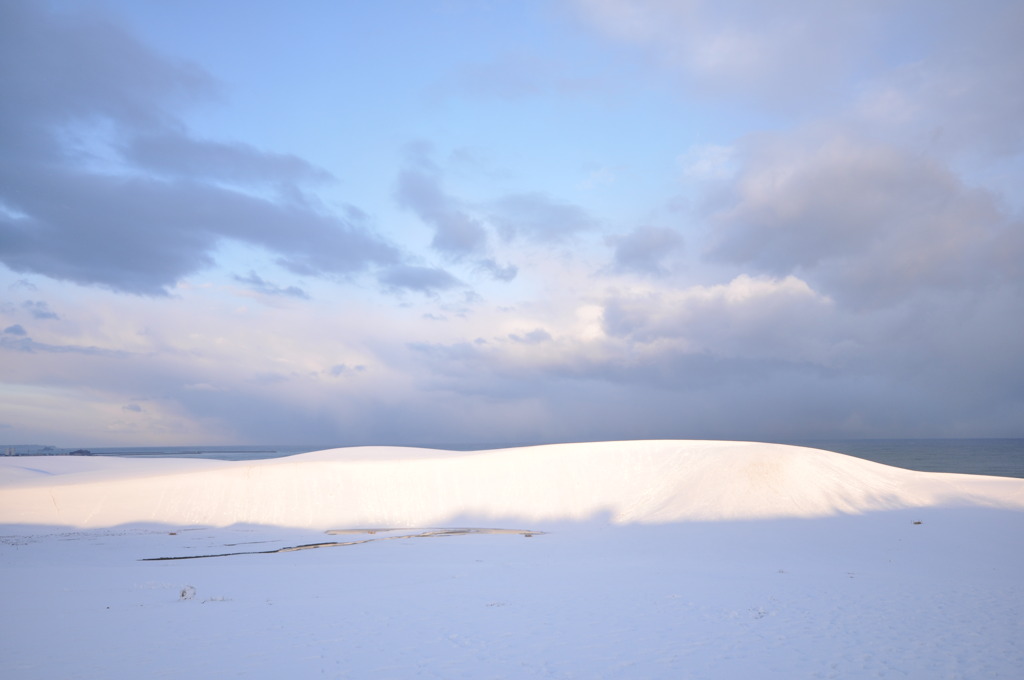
<box><xmin>2</xmin><ymin>441</ymin><xmax>1022</xmax><ymax>678</ymax></box>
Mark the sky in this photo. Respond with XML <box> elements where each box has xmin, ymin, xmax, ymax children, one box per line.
<box><xmin>1</xmin><ymin>0</ymin><xmax>1022</xmax><ymax>447</ymax></box>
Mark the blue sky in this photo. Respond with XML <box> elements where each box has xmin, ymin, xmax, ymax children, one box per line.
<box><xmin>2</xmin><ymin>0</ymin><xmax>1022</xmax><ymax>447</ymax></box>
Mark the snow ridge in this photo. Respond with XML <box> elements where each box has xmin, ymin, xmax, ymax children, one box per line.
<box><xmin>1</xmin><ymin>440</ymin><xmax>1021</xmax><ymax>528</ymax></box>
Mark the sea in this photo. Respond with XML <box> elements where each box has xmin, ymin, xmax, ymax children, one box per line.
<box><xmin>4</xmin><ymin>438</ymin><xmax>1024</xmax><ymax>479</ymax></box>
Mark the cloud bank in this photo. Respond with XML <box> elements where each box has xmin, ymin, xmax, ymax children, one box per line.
<box><xmin>0</xmin><ymin>1</ymin><xmax>398</xmax><ymax>296</ymax></box>
<box><xmin>0</xmin><ymin>0</ymin><xmax>1021</xmax><ymax>445</ymax></box>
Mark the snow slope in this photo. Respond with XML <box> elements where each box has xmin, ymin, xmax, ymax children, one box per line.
<box><xmin>2</xmin><ymin>441</ymin><xmax>1023</xmax><ymax>679</ymax></box>
<box><xmin>1</xmin><ymin>440</ymin><xmax>1021</xmax><ymax>528</ymax></box>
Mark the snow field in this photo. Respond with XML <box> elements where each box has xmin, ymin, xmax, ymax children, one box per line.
<box><xmin>1</xmin><ymin>441</ymin><xmax>1022</xmax><ymax>678</ymax></box>
<box><xmin>2</xmin><ymin>441</ymin><xmax>1021</xmax><ymax>528</ymax></box>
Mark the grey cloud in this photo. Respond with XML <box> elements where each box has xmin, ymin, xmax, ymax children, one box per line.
<box><xmin>508</xmin><ymin>329</ymin><xmax>552</xmax><ymax>345</ymax></box>
<box><xmin>705</xmin><ymin>136</ymin><xmax>1021</xmax><ymax>308</ymax></box>
<box><xmin>234</xmin><ymin>272</ymin><xmax>310</xmax><ymax>300</ymax></box>
<box><xmin>22</xmin><ymin>300</ymin><xmax>59</xmax><ymax>320</ymax></box>
<box><xmin>401</xmin><ymin>281</ymin><xmax>1023</xmax><ymax>439</ymax></box>
<box><xmin>405</xmin><ymin>342</ymin><xmax>491</xmax><ymax>392</ymax></box>
<box><xmin>558</xmin><ymin>346</ymin><xmax>822</xmax><ymax>394</ymax></box>
<box><xmin>489</xmin><ymin>192</ymin><xmax>595</xmax><ymax>242</ymax></box>
<box><xmin>328</xmin><ymin>364</ymin><xmax>366</xmax><ymax>377</ymax></box>
<box><xmin>395</xmin><ymin>146</ymin><xmax>595</xmax><ymax>254</ymax></box>
<box><xmin>573</xmin><ymin>0</ymin><xmax>878</xmax><ymax>109</ymax></box>
<box><xmin>854</xmin><ymin>1</ymin><xmax>1024</xmax><ymax>159</ymax></box>
<box><xmin>0</xmin><ymin>332</ymin><xmax>371</xmax><ymax>444</ymax></box>
<box><xmin>475</xmin><ymin>258</ymin><xmax>518</xmax><ymax>282</ymax></box>
<box><xmin>162</xmin><ymin>383</ymin><xmax>352</xmax><ymax>444</ymax></box>
<box><xmin>407</xmin><ymin>341</ymin><xmax>479</xmax><ymax>359</ymax></box>
<box><xmin>251</xmin><ymin>372</ymin><xmax>290</xmax><ymax>386</ymax></box>
<box><xmin>122</xmin><ymin>132</ymin><xmax>333</xmax><ymax>186</ymax></box>
<box><xmin>0</xmin><ymin>333</ymin><xmax>129</xmax><ymax>358</ymax></box>
<box><xmin>607</xmin><ymin>226</ymin><xmax>683</xmax><ymax>275</ymax></box>
<box><xmin>378</xmin><ymin>265</ymin><xmax>463</xmax><ymax>295</ymax></box>
<box><xmin>0</xmin><ymin>1</ymin><xmax>215</xmax><ymax>154</ymax></box>
<box><xmin>399</xmin><ymin>329</ymin><xmax>850</xmax><ymax>438</ymax></box>
<box><xmin>122</xmin><ymin>403</ymin><xmax>142</xmax><ymax>413</ymax></box>
<box><xmin>0</xmin><ymin>2</ymin><xmax>397</xmax><ymax>295</ymax></box>
<box><xmin>395</xmin><ymin>167</ymin><xmax>488</xmax><ymax>256</ymax></box>
<box><xmin>3</xmin><ymin>324</ymin><xmax>27</xmax><ymax>336</ymax></box>
<box><xmin>404</xmin><ymin>341</ymin><xmax>506</xmax><ymax>397</ymax></box>
<box><xmin>1</xmin><ymin>167</ymin><xmax>397</xmax><ymax>294</ymax></box>
<box><xmin>394</xmin><ymin>145</ymin><xmax>594</xmax><ymax>268</ymax></box>
<box><xmin>577</xmin><ymin>0</ymin><xmax>1024</xmax><ymax>158</ymax></box>
<box><xmin>391</xmin><ymin>259</ymin><xmax>1021</xmax><ymax>436</ymax></box>
<box><xmin>600</xmin><ymin>276</ymin><xmax>841</xmax><ymax>365</ymax></box>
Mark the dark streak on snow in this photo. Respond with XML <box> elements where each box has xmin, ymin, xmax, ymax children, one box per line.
<box><xmin>140</xmin><ymin>528</ymin><xmax>545</xmax><ymax>561</ymax></box>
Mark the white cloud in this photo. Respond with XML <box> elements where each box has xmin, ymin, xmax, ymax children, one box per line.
<box><xmin>571</xmin><ymin>0</ymin><xmax>879</xmax><ymax>107</ymax></box>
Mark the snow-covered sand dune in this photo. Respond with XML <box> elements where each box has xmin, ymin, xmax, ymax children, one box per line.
<box><xmin>3</xmin><ymin>441</ymin><xmax>1023</xmax><ymax>679</ymax></box>
<box><xmin>1</xmin><ymin>440</ymin><xmax>1021</xmax><ymax>528</ymax></box>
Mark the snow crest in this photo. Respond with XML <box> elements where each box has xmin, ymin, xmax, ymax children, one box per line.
<box><xmin>1</xmin><ymin>441</ymin><xmax>1021</xmax><ymax>528</ymax></box>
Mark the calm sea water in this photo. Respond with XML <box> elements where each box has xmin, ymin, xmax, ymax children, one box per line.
<box><xmin>784</xmin><ymin>439</ymin><xmax>1024</xmax><ymax>479</ymax></box>
<box><xmin>8</xmin><ymin>438</ymin><xmax>1024</xmax><ymax>481</ymax></box>
<box><xmin>7</xmin><ymin>439</ymin><xmax>1023</xmax><ymax>479</ymax></box>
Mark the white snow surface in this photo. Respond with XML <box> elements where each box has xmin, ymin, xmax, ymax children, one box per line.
<box><xmin>2</xmin><ymin>440</ymin><xmax>1021</xmax><ymax>527</ymax></box>
<box><xmin>1</xmin><ymin>440</ymin><xmax>1022</xmax><ymax>679</ymax></box>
